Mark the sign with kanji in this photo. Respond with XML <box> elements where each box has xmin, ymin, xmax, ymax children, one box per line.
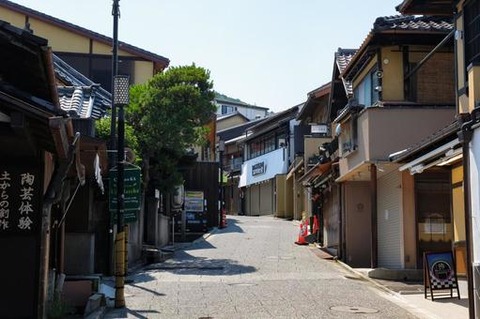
<box><xmin>0</xmin><ymin>161</ymin><xmax>43</xmax><ymax>318</ymax></box>
<box><xmin>0</xmin><ymin>165</ymin><xmax>41</xmax><ymax>235</ymax></box>
<box><xmin>109</xmin><ymin>165</ymin><xmax>141</xmax><ymax>223</ymax></box>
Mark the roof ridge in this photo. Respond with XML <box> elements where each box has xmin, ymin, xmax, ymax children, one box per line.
<box><xmin>0</xmin><ymin>0</ymin><xmax>169</xmax><ymax>64</ymax></box>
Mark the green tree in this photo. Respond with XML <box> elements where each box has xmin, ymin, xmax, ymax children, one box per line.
<box><xmin>127</xmin><ymin>64</ymin><xmax>216</xmax><ymax>192</ymax></box>
<box><xmin>95</xmin><ymin>115</ymin><xmax>141</xmax><ymax>164</ymax></box>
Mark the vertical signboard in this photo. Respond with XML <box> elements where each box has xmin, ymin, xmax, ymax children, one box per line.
<box><xmin>184</xmin><ymin>191</ymin><xmax>206</xmax><ymax>232</ymax></box>
<box><xmin>0</xmin><ymin>161</ymin><xmax>42</xmax><ymax>318</ymax></box>
<box><xmin>109</xmin><ymin>165</ymin><xmax>141</xmax><ymax>223</ymax></box>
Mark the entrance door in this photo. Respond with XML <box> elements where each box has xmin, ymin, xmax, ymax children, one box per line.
<box><xmin>415</xmin><ymin>170</ymin><xmax>453</xmax><ymax>269</ymax></box>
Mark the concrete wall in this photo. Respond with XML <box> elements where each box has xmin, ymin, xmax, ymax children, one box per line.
<box><xmin>339</xmin><ymin>108</ymin><xmax>456</xmax><ymax>177</ymax></box>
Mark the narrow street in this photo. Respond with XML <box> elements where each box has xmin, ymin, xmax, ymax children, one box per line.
<box><xmin>106</xmin><ymin>215</ymin><xmax>421</xmax><ymax>318</ymax></box>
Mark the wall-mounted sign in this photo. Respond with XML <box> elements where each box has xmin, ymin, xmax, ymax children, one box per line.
<box><xmin>0</xmin><ymin>161</ymin><xmax>43</xmax><ymax>318</ymax></box>
<box><xmin>311</xmin><ymin>124</ymin><xmax>329</xmax><ymax>136</ymax></box>
<box><xmin>184</xmin><ymin>191</ymin><xmax>204</xmax><ymax>212</ymax></box>
<box><xmin>252</xmin><ymin>162</ymin><xmax>266</xmax><ymax>176</ymax></box>
<box><xmin>424</xmin><ymin>251</ymin><xmax>460</xmax><ymax>301</ymax></box>
<box><xmin>0</xmin><ymin>165</ymin><xmax>41</xmax><ymax>235</ymax></box>
<box><xmin>109</xmin><ymin>165</ymin><xmax>141</xmax><ymax>223</ymax></box>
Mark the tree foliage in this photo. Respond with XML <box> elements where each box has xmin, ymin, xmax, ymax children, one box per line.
<box><xmin>95</xmin><ymin>114</ymin><xmax>141</xmax><ymax>163</ymax></box>
<box><xmin>127</xmin><ymin>64</ymin><xmax>216</xmax><ymax>192</ymax></box>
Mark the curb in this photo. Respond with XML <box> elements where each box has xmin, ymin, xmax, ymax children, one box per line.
<box><xmin>333</xmin><ymin>259</ymin><xmax>396</xmax><ymax>296</ymax></box>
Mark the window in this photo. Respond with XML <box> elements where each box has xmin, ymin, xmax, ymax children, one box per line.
<box><xmin>247</xmin><ymin>131</ymin><xmax>286</xmax><ymax>160</ymax></box>
<box><xmin>353</xmin><ymin>67</ymin><xmax>379</xmax><ymax>107</ymax></box>
<box><xmin>339</xmin><ymin>118</ymin><xmax>357</xmax><ymax>156</ymax></box>
<box><xmin>221</xmin><ymin>105</ymin><xmax>236</xmax><ymax>115</ymax></box>
<box><xmin>464</xmin><ymin>0</ymin><xmax>480</xmax><ymax>64</ymax></box>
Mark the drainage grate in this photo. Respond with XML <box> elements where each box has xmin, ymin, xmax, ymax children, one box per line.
<box><xmin>330</xmin><ymin>306</ymin><xmax>379</xmax><ymax>314</ymax></box>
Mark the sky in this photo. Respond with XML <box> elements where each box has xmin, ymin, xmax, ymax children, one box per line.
<box><xmin>11</xmin><ymin>0</ymin><xmax>403</xmax><ymax>112</ymax></box>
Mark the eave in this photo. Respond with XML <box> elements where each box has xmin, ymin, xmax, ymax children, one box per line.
<box><xmin>396</xmin><ymin>0</ymin><xmax>455</xmax><ymax>16</ymax></box>
<box><xmin>0</xmin><ymin>0</ymin><xmax>170</xmax><ymax>71</ymax></box>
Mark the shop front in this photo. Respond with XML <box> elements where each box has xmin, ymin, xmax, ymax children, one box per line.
<box><xmin>239</xmin><ymin>148</ymin><xmax>288</xmax><ymax>216</ymax></box>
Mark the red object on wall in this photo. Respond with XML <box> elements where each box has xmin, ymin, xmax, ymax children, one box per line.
<box><xmin>313</xmin><ymin>215</ymin><xmax>320</xmax><ymax>234</ymax></box>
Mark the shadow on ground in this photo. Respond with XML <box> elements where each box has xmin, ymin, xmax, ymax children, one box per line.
<box><xmin>126</xmin><ymin>218</ymin><xmax>256</xmax><ymax>284</ymax></box>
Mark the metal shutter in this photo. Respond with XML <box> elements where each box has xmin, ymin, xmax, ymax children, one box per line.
<box><xmin>377</xmin><ymin>171</ymin><xmax>403</xmax><ymax>268</ymax></box>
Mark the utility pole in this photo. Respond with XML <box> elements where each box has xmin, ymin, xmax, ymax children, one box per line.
<box><xmin>111</xmin><ymin>0</ymin><xmax>126</xmax><ymax>309</ymax></box>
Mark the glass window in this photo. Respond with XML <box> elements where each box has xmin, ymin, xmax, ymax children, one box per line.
<box><xmin>221</xmin><ymin>105</ymin><xmax>235</xmax><ymax>115</ymax></box>
<box><xmin>465</xmin><ymin>0</ymin><xmax>480</xmax><ymax>64</ymax></box>
<box><xmin>353</xmin><ymin>67</ymin><xmax>379</xmax><ymax>107</ymax></box>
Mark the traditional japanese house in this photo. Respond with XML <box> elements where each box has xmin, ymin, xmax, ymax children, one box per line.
<box><xmin>334</xmin><ymin>15</ymin><xmax>456</xmax><ymax>268</ymax></box>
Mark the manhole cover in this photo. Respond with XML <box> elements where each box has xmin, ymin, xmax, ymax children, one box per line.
<box><xmin>330</xmin><ymin>306</ymin><xmax>379</xmax><ymax>314</ymax></box>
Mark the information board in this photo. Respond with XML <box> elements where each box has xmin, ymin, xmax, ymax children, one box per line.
<box><xmin>424</xmin><ymin>251</ymin><xmax>460</xmax><ymax>301</ymax></box>
<box><xmin>0</xmin><ymin>161</ymin><xmax>43</xmax><ymax>318</ymax></box>
<box><xmin>109</xmin><ymin>165</ymin><xmax>141</xmax><ymax>223</ymax></box>
<box><xmin>183</xmin><ymin>191</ymin><xmax>206</xmax><ymax>232</ymax></box>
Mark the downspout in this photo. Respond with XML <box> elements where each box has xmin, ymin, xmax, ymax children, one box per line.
<box><xmin>370</xmin><ymin>164</ymin><xmax>378</xmax><ymax>268</ymax></box>
<box><xmin>403</xmin><ymin>46</ymin><xmax>410</xmax><ymax>101</ymax></box>
<box><xmin>338</xmin><ymin>179</ymin><xmax>343</xmax><ymax>260</ymax></box>
<box><xmin>377</xmin><ymin>48</ymin><xmax>383</xmax><ymax>102</ymax></box>
<box><xmin>458</xmin><ymin>112</ymin><xmax>475</xmax><ymax>319</ymax></box>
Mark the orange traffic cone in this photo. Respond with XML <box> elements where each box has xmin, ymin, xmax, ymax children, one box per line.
<box><xmin>295</xmin><ymin>219</ymin><xmax>309</xmax><ymax>245</ymax></box>
<box><xmin>220</xmin><ymin>209</ymin><xmax>227</xmax><ymax>228</ymax></box>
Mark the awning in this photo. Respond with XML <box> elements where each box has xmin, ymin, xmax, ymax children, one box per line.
<box><xmin>311</xmin><ymin>173</ymin><xmax>333</xmax><ymax>189</ymax></box>
<box><xmin>299</xmin><ymin>162</ymin><xmax>332</xmax><ymax>185</ymax></box>
<box><xmin>399</xmin><ymin>138</ymin><xmax>461</xmax><ymax>174</ymax></box>
<box><xmin>286</xmin><ymin>158</ymin><xmax>304</xmax><ymax>180</ymax></box>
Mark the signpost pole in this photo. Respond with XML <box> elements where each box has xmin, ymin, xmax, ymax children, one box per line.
<box><xmin>113</xmin><ymin>75</ymin><xmax>130</xmax><ymax>308</ymax></box>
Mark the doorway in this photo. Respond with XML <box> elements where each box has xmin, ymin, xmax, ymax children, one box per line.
<box><xmin>415</xmin><ymin>170</ymin><xmax>453</xmax><ymax>269</ymax></box>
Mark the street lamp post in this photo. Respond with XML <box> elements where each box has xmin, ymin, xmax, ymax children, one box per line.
<box><xmin>110</xmin><ymin>0</ymin><xmax>120</xmax><ymax>165</ymax></box>
<box><xmin>218</xmin><ymin>140</ymin><xmax>225</xmax><ymax>228</ymax></box>
<box><xmin>111</xmin><ymin>0</ymin><xmax>128</xmax><ymax>309</ymax></box>
<box><xmin>113</xmin><ymin>75</ymin><xmax>130</xmax><ymax>308</ymax></box>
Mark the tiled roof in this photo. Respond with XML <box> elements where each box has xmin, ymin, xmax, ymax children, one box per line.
<box><xmin>215</xmin><ymin>92</ymin><xmax>268</xmax><ymax>110</ymax></box>
<box><xmin>390</xmin><ymin>119</ymin><xmax>460</xmax><ymax>162</ymax></box>
<box><xmin>342</xmin><ymin>15</ymin><xmax>453</xmax><ymax>80</ymax></box>
<box><xmin>373</xmin><ymin>15</ymin><xmax>453</xmax><ymax>32</ymax></box>
<box><xmin>335</xmin><ymin>49</ymin><xmax>356</xmax><ymax>74</ymax></box>
<box><xmin>335</xmin><ymin>48</ymin><xmax>356</xmax><ymax>97</ymax></box>
<box><xmin>217</xmin><ymin>111</ymin><xmax>249</xmax><ymax>122</ymax></box>
<box><xmin>54</xmin><ymin>54</ymin><xmax>111</xmax><ymax>119</ymax></box>
<box><xmin>217</xmin><ymin>118</ymin><xmax>264</xmax><ymax>142</ymax></box>
<box><xmin>396</xmin><ymin>0</ymin><xmax>454</xmax><ymax>16</ymax></box>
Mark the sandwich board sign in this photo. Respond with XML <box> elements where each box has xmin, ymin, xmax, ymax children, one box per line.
<box><xmin>424</xmin><ymin>251</ymin><xmax>460</xmax><ymax>301</ymax></box>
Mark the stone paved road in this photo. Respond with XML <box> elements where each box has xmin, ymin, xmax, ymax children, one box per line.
<box><xmin>105</xmin><ymin>215</ymin><xmax>423</xmax><ymax>319</ymax></box>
